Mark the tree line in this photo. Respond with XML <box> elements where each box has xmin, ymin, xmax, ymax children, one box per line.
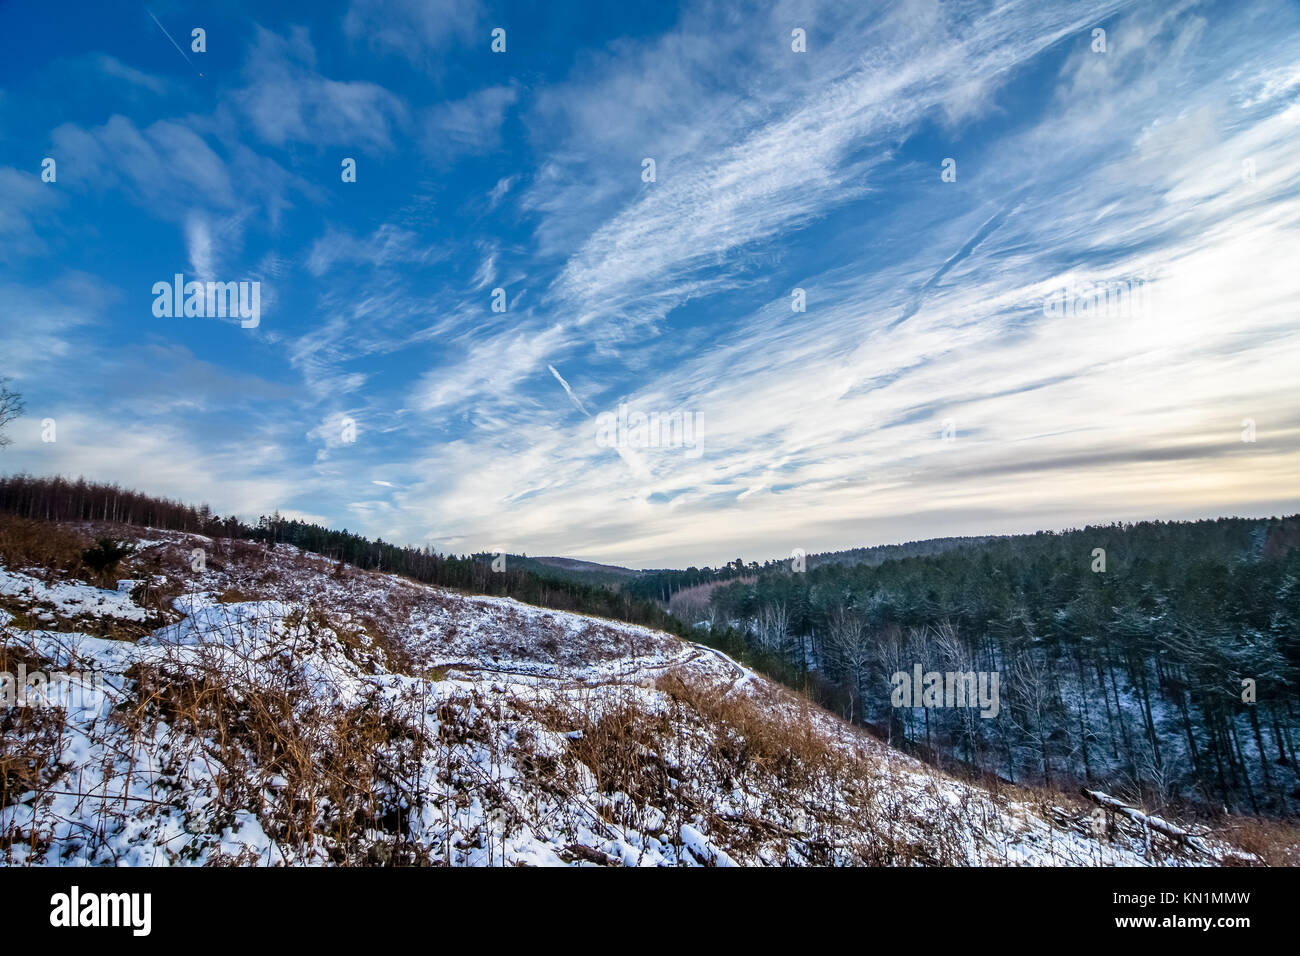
<box><xmin>0</xmin><ymin>474</ymin><xmax>688</xmax><ymax>638</ymax></box>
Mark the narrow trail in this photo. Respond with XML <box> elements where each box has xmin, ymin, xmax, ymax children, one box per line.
<box><xmin>689</xmin><ymin>641</ymin><xmax>747</xmax><ymax>691</ymax></box>
<box><xmin>436</xmin><ymin>642</ymin><xmax>718</xmax><ymax>689</ymax></box>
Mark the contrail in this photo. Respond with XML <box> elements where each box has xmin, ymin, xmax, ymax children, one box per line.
<box><xmin>147</xmin><ymin>9</ymin><xmax>202</xmax><ymax>75</ymax></box>
<box><xmin>547</xmin><ymin>365</ymin><xmax>590</xmax><ymax>417</ymax></box>
<box><xmin>886</xmin><ymin>191</ymin><xmax>1025</xmax><ymax>332</ymax></box>
<box><xmin>547</xmin><ymin>365</ymin><xmax>651</xmax><ymax>481</ymax></box>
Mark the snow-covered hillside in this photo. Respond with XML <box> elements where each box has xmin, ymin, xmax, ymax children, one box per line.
<box><xmin>0</xmin><ymin>530</ymin><xmax>1260</xmax><ymax>866</ymax></box>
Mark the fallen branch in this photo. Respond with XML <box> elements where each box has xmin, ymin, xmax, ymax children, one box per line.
<box><xmin>562</xmin><ymin>843</ymin><xmax>619</xmax><ymax>866</ymax></box>
<box><xmin>1082</xmin><ymin>789</ymin><xmax>1212</xmax><ymax>856</ymax></box>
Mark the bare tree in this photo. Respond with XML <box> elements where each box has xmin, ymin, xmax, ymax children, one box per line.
<box><xmin>754</xmin><ymin>600</ymin><xmax>791</xmax><ymax>658</ymax></box>
<box><xmin>826</xmin><ymin>606</ymin><xmax>872</xmax><ymax>721</ymax></box>
<box><xmin>668</xmin><ymin>586</ymin><xmax>711</xmax><ymax>628</ymax></box>
<box><xmin>1127</xmin><ymin>739</ymin><xmax>1177</xmax><ymax>816</ymax></box>
<box><xmin>0</xmin><ymin>379</ymin><xmax>23</xmax><ymax>448</ymax></box>
<box><xmin>1009</xmin><ymin>646</ymin><xmax>1058</xmax><ymax>787</ymax></box>
<box><xmin>934</xmin><ymin>622</ymin><xmax>982</xmax><ymax>770</ymax></box>
<box><xmin>873</xmin><ymin>622</ymin><xmax>911</xmax><ymax>744</ymax></box>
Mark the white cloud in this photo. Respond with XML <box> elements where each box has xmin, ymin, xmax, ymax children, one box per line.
<box><xmin>90</xmin><ymin>54</ymin><xmax>167</xmax><ymax>94</ymax></box>
<box><xmin>51</xmin><ymin>116</ymin><xmax>236</xmax><ymax>211</ymax></box>
<box><xmin>185</xmin><ymin>214</ymin><xmax>214</xmax><ymax>280</ymax></box>
<box><xmin>19</xmin><ymin>0</ymin><xmax>1300</xmax><ymax>568</ymax></box>
<box><xmin>487</xmin><ymin>174</ymin><xmax>517</xmax><ymax>209</ymax></box>
<box><xmin>305</xmin><ymin>224</ymin><xmax>441</xmax><ymax>276</ymax></box>
<box><xmin>344</xmin><ymin>0</ymin><xmax>482</xmax><ymax>71</ymax></box>
<box><xmin>422</xmin><ymin>85</ymin><xmax>517</xmax><ymax>159</ymax></box>
<box><xmin>234</xmin><ymin>27</ymin><xmax>408</xmax><ymax>151</ymax></box>
<box><xmin>0</xmin><ymin>166</ymin><xmax>58</xmax><ymax>260</ymax></box>
<box><xmin>363</xmin><ymin>1</ymin><xmax>1300</xmax><ymax>566</ymax></box>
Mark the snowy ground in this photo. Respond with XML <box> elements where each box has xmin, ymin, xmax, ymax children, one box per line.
<box><xmin>0</xmin><ymin>531</ymin><xmax>1259</xmax><ymax>866</ymax></box>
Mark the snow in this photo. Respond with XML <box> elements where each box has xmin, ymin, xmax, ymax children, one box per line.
<box><xmin>0</xmin><ymin>568</ymin><xmax>151</xmax><ymax>622</ymax></box>
<box><xmin>0</xmin><ymin>531</ymin><xmax>1255</xmax><ymax>867</ymax></box>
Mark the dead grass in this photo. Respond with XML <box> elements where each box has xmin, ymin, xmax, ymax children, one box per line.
<box><xmin>0</xmin><ymin>642</ymin><xmax>68</xmax><ymax>817</ymax></box>
<box><xmin>1219</xmin><ymin>817</ymin><xmax>1300</xmax><ymax>866</ymax></box>
<box><xmin>512</xmin><ymin>669</ymin><xmax>958</xmax><ymax>864</ymax></box>
<box><xmin>120</xmin><ymin>643</ymin><xmax>437</xmax><ymax>865</ymax></box>
<box><xmin>0</xmin><ymin>514</ymin><xmax>90</xmax><ymax>578</ymax></box>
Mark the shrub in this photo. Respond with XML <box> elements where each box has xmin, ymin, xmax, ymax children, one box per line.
<box><xmin>80</xmin><ymin>537</ymin><xmax>137</xmax><ymax>582</ymax></box>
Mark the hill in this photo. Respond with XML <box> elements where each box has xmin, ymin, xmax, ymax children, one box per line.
<box><xmin>510</xmin><ymin>555</ymin><xmax>644</xmax><ymax>590</ymax></box>
<box><xmin>3</xmin><ymin>517</ymin><xmax>1288</xmax><ymax>865</ymax></box>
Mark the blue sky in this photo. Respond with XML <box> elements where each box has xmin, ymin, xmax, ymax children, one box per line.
<box><xmin>2</xmin><ymin>0</ymin><xmax>1298</xmax><ymax>568</ymax></box>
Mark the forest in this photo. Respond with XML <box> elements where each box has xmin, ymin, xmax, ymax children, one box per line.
<box><xmin>674</xmin><ymin>517</ymin><xmax>1300</xmax><ymax>817</ymax></box>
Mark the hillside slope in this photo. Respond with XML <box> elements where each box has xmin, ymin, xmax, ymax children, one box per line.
<box><xmin>0</xmin><ymin>525</ymin><xmax>1272</xmax><ymax>866</ymax></box>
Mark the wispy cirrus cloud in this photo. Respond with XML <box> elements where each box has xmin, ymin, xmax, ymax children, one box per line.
<box><xmin>343</xmin><ymin>0</ymin><xmax>482</xmax><ymax>72</ymax></box>
<box><xmin>305</xmin><ymin>224</ymin><xmax>443</xmax><ymax>276</ymax></box>
<box><xmin>233</xmin><ymin>26</ymin><xmax>409</xmax><ymax>151</ymax></box>
<box><xmin>372</xmin><ymin>0</ymin><xmax>1300</xmax><ymax>565</ymax></box>
<box><xmin>8</xmin><ymin>0</ymin><xmax>1298</xmax><ymax>568</ymax></box>
<box><xmin>421</xmin><ymin>85</ymin><xmax>518</xmax><ymax>160</ymax></box>
<box><xmin>50</xmin><ymin>115</ymin><xmax>237</xmax><ymax>210</ymax></box>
